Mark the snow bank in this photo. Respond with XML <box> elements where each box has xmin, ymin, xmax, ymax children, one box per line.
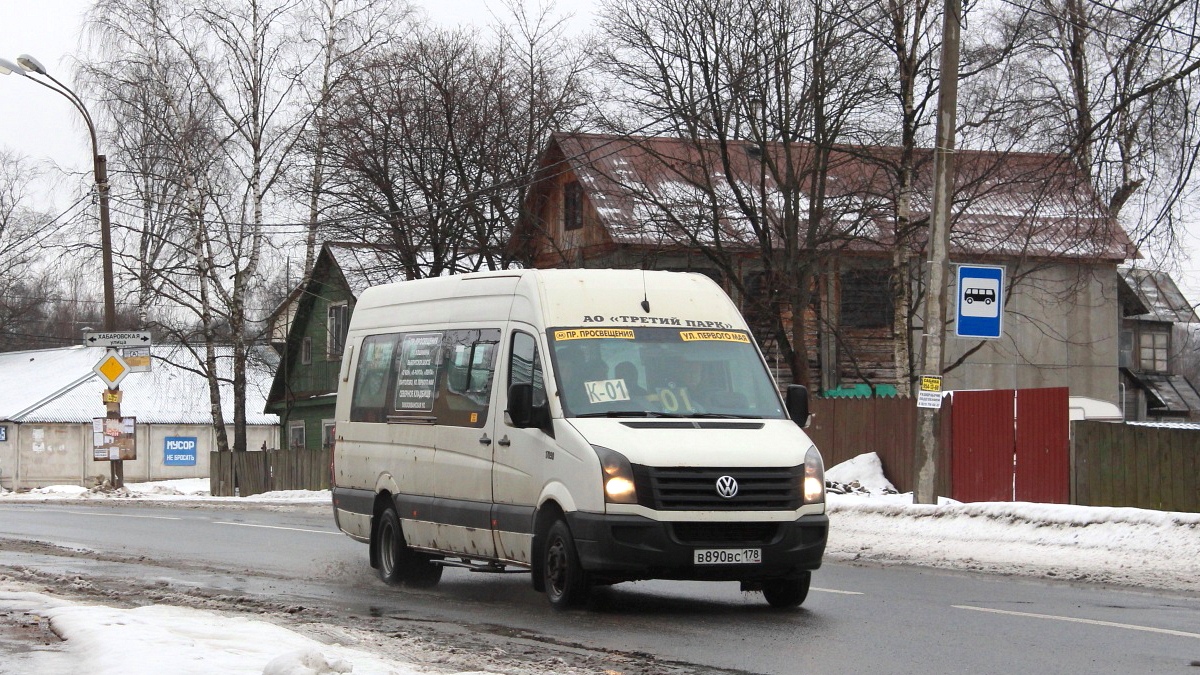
<box><xmin>0</xmin><ymin>479</ymin><xmax>330</xmax><ymax>504</ymax></box>
<box><xmin>0</xmin><ymin>587</ymin><xmax>501</xmax><ymax>675</ymax></box>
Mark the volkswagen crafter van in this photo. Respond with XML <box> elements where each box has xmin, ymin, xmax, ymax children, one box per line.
<box><xmin>331</xmin><ymin>269</ymin><xmax>827</xmax><ymax>609</ymax></box>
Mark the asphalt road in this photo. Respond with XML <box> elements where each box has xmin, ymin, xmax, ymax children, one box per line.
<box><xmin>1</xmin><ymin>501</ymin><xmax>1198</xmax><ymax>674</ymax></box>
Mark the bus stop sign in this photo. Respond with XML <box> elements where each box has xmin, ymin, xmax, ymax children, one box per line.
<box><xmin>955</xmin><ymin>264</ymin><xmax>1005</xmax><ymax>339</ymax></box>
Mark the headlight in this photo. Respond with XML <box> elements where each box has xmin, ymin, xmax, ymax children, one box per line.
<box><xmin>593</xmin><ymin>445</ymin><xmax>637</xmax><ymax>504</ymax></box>
<box><xmin>803</xmin><ymin>445</ymin><xmax>825</xmax><ymax>504</ymax></box>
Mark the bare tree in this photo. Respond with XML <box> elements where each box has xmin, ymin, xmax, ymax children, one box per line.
<box><xmin>322</xmin><ymin>12</ymin><xmax>592</xmax><ymax>276</ymax></box>
<box><xmin>988</xmin><ymin>0</ymin><xmax>1200</xmax><ymax>256</ymax></box>
<box><xmin>595</xmin><ymin>0</ymin><xmax>884</xmax><ymax>387</ymax></box>
<box><xmin>0</xmin><ymin>151</ymin><xmax>82</xmax><ymax>350</ymax></box>
<box><xmin>289</xmin><ymin>0</ymin><xmax>411</xmax><ymax>279</ymax></box>
<box><xmin>85</xmin><ymin>0</ymin><xmax>327</xmax><ymax>451</ymax></box>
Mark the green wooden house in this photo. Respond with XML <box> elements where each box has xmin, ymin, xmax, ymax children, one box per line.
<box><xmin>264</xmin><ymin>242</ymin><xmax>404</xmax><ymax>450</ymax></box>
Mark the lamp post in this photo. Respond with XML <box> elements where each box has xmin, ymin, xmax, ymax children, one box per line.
<box><xmin>0</xmin><ymin>54</ymin><xmax>116</xmax><ymax>331</ymax></box>
<box><xmin>2</xmin><ymin>54</ymin><xmax>124</xmax><ymax>488</ymax></box>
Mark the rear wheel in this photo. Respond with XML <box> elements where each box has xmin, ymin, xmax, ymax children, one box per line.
<box><xmin>762</xmin><ymin>572</ymin><xmax>811</xmax><ymax>608</ymax></box>
<box><xmin>374</xmin><ymin>506</ymin><xmax>443</xmax><ymax>588</ymax></box>
<box><xmin>542</xmin><ymin>519</ymin><xmax>590</xmax><ymax>609</ymax></box>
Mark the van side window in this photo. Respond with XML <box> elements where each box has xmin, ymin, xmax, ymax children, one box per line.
<box><xmin>350</xmin><ymin>334</ymin><xmax>399</xmax><ymax>422</ymax></box>
<box><xmin>432</xmin><ymin>329</ymin><xmax>500</xmax><ymax>427</ymax></box>
<box><xmin>509</xmin><ymin>331</ymin><xmax>547</xmax><ymax>407</ymax></box>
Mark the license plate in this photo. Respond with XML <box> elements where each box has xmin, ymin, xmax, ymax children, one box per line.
<box><xmin>693</xmin><ymin>548</ymin><xmax>762</xmax><ymax>565</ymax></box>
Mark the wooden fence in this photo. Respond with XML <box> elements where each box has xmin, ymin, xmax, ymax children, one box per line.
<box><xmin>1073</xmin><ymin>421</ymin><xmax>1200</xmax><ymax>513</ymax></box>
<box><xmin>805</xmin><ymin>396</ymin><xmax>952</xmax><ymax>495</ymax></box>
<box><xmin>209</xmin><ymin>449</ymin><xmax>331</xmax><ymax>497</ymax></box>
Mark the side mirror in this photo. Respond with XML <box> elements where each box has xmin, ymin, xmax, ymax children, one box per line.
<box><xmin>785</xmin><ymin>385</ymin><xmax>810</xmax><ymax>427</ymax></box>
<box><xmin>508</xmin><ymin>383</ymin><xmax>554</xmax><ymax>435</ymax></box>
<box><xmin>508</xmin><ymin>383</ymin><xmax>534</xmax><ymax>428</ymax></box>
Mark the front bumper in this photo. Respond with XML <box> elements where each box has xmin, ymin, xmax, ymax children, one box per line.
<box><xmin>566</xmin><ymin>511</ymin><xmax>828</xmax><ymax>583</ymax></box>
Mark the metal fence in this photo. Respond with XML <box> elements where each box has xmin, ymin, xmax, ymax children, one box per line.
<box><xmin>209</xmin><ymin>448</ymin><xmax>331</xmax><ymax>497</ymax></box>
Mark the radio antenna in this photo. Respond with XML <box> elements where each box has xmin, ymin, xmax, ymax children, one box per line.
<box><xmin>640</xmin><ymin>269</ymin><xmax>651</xmax><ymax>313</ymax></box>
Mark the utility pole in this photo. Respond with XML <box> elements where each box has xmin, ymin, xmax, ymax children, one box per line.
<box><xmin>914</xmin><ymin>0</ymin><xmax>962</xmax><ymax>504</ymax></box>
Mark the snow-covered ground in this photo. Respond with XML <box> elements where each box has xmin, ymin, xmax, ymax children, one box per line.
<box><xmin>1</xmin><ymin>453</ymin><xmax>1197</xmax><ymax>674</ymax></box>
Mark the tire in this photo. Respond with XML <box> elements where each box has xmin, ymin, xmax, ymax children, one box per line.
<box><xmin>374</xmin><ymin>506</ymin><xmax>443</xmax><ymax>588</ymax></box>
<box><xmin>762</xmin><ymin>572</ymin><xmax>811</xmax><ymax>609</ymax></box>
<box><xmin>542</xmin><ymin>519</ymin><xmax>590</xmax><ymax>609</ymax></box>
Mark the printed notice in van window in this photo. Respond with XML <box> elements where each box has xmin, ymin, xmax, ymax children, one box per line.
<box><xmin>679</xmin><ymin>330</ymin><xmax>750</xmax><ymax>343</ymax></box>
<box><xmin>394</xmin><ymin>333</ymin><xmax>442</xmax><ymax>413</ymax></box>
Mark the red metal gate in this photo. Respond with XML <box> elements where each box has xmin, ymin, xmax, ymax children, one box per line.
<box><xmin>950</xmin><ymin>387</ymin><xmax>1068</xmax><ymax>503</ymax></box>
<box><xmin>1015</xmin><ymin>388</ymin><xmax>1070</xmax><ymax>503</ymax></box>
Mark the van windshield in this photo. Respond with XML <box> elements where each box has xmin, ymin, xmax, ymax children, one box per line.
<box><xmin>546</xmin><ymin>327</ymin><xmax>786</xmax><ymax>419</ymax></box>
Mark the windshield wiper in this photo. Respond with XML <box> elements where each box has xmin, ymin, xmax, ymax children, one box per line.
<box><xmin>574</xmin><ymin>411</ymin><xmax>687</xmax><ymax>418</ymax></box>
<box><xmin>684</xmin><ymin>413</ymin><xmax>761</xmax><ymax>419</ymax></box>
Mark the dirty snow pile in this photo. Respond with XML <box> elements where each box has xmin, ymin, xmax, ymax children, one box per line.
<box><xmin>0</xmin><ymin>587</ymin><xmax>501</xmax><ymax>675</ymax></box>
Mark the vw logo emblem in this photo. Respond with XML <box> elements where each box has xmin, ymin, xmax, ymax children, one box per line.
<box><xmin>715</xmin><ymin>475</ymin><xmax>739</xmax><ymax>499</ymax></box>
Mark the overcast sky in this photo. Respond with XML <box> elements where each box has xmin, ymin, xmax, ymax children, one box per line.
<box><xmin>0</xmin><ymin>0</ymin><xmax>592</xmax><ymax>179</ymax></box>
<box><xmin>2</xmin><ymin>0</ymin><xmax>1198</xmax><ymax>303</ymax></box>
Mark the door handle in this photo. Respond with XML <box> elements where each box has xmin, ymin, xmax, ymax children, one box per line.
<box><xmin>497</xmin><ymin>435</ymin><xmax>511</xmax><ymax>447</ymax></box>
<box><xmin>479</xmin><ymin>434</ymin><xmax>491</xmax><ymax>446</ymax></box>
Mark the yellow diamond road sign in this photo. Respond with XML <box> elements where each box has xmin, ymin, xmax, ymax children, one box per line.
<box><xmin>94</xmin><ymin>350</ymin><xmax>131</xmax><ymax>389</ymax></box>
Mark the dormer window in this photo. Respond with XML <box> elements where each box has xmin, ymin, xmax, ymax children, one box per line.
<box><xmin>564</xmin><ymin>181</ymin><xmax>583</xmax><ymax>231</ymax></box>
<box><xmin>1139</xmin><ymin>328</ymin><xmax>1169</xmax><ymax>373</ymax></box>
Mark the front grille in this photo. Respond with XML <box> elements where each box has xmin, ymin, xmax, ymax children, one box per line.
<box><xmin>671</xmin><ymin>521</ymin><xmax>780</xmax><ymax>545</ymax></box>
<box><xmin>634</xmin><ymin>465</ymin><xmax>803</xmax><ymax>510</ymax></box>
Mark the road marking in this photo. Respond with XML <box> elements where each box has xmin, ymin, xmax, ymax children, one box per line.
<box><xmin>813</xmin><ymin>587</ymin><xmax>863</xmax><ymax>595</ymax></box>
<box><xmin>61</xmin><ymin>510</ymin><xmax>182</xmax><ymax>521</ymax></box>
<box><xmin>214</xmin><ymin>521</ymin><xmax>341</xmax><ymax>535</ymax></box>
<box><xmin>0</xmin><ymin>507</ymin><xmax>182</xmax><ymax>521</ymax></box>
<box><xmin>954</xmin><ymin>605</ymin><xmax>1200</xmax><ymax>640</ymax></box>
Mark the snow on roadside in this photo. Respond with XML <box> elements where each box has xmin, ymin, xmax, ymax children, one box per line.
<box><xmin>3</xmin><ymin>479</ymin><xmax>331</xmax><ymax>504</ymax></box>
<box><xmin>0</xmin><ymin>585</ymin><xmax>502</xmax><ymax>675</ymax></box>
<box><xmin>822</xmin><ymin>454</ymin><xmax>1200</xmax><ymax>593</ymax></box>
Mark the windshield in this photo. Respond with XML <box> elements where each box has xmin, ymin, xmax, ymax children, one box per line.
<box><xmin>547</xmin><ymin>327</ymin><xmax>786</xmax><ymax>419</ymax></box>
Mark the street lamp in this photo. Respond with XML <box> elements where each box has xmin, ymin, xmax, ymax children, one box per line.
<box><xmin>0</xmin><ymin>53</ymin><xmax>117</xmax><ymax>331</ymax></box>
<box><xmin>3</xmin><ymin>53</ymin><xmax>126</xmax><ymax>489</ymax></box>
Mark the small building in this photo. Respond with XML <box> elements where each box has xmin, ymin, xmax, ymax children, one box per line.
<box><xmin>264</xmin><ymin>242</ymin><xmax>405</xmax><ymax>451</ymax></box>
<box><xmin>1117</xmin><ymin>267</ymin><xmax>1200</xmax><ymax>421</ymax></box>
<box><xmin>0</xmin><ymin>344</ymin><xmax>278</xmax><ymax>490</ymax></box>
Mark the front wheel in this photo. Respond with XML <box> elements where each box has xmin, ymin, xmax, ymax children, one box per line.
<box><xmin>374</xmin><ymin>506</ymin><xmax>443</xmax><ymax>588</ymax></box>
<box><xmin>542</xmin><ymin>519</ymin><xmax>590</xmax><ymax>609</ymax></box>
<box><xmin>762</xmin><ymin>572</ymin><xmax>811</xmax><ymax>608</ymax></box>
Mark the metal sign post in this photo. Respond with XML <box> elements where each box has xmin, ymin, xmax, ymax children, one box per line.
<box><xmin>93</xmin><ymin>350</ymin><xmax>132</xmax><ymax>488</ymax></box>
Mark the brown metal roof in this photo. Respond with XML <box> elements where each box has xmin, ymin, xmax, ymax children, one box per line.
<box><xmin>541</xmin><ymin>132</ymin><xmax>1134</xmax><ymax>262</ymax></box>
